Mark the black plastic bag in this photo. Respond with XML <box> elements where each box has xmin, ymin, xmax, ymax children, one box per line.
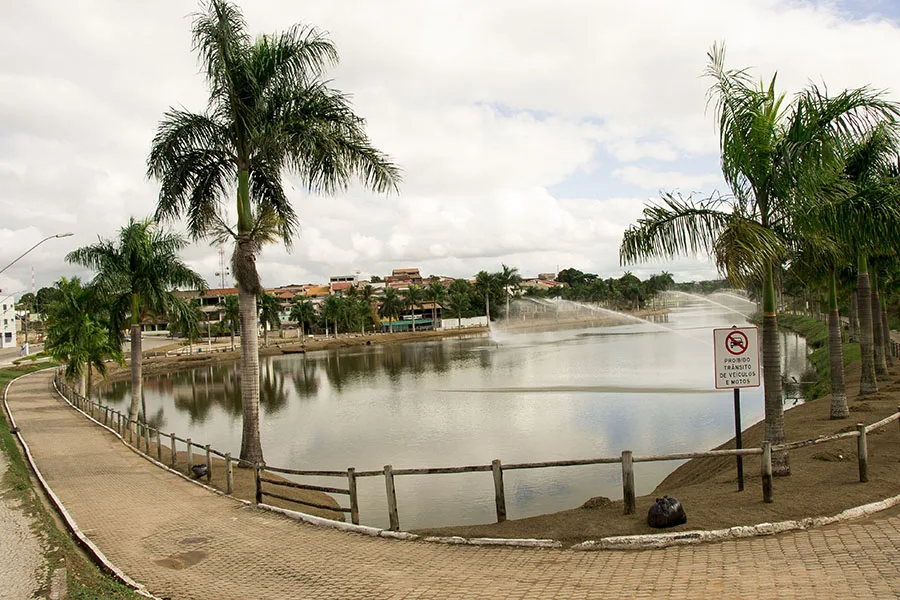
<box><xmin>647</xmin><ymin>495</ymin><xmax>687</xmax><ymax>528</ymax></box>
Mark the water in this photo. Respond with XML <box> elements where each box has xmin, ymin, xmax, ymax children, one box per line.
<box><xmin>96</xmin><ymin>304</ymin><xmax>809</xmax><ymax>530</ymax></box>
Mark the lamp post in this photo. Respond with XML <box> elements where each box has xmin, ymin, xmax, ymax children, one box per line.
<box><xmin>0</xmin><ymin>232</ymin><xmax>74</xmax><ymax>276</ymax></box>
<box><xmin>0</xmin><ymin>232</ymin><xmax>73</xmax><ymax>354</ymax></box>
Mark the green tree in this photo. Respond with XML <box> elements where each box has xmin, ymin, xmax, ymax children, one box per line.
<box><xmin>426</xmin><ymin>280</ymin><xmax>448</xmax><ymax>327</ymax></box>
<box><xmin>258</xmin><ymin>293</ymin><xmax>281</xmax><ymax>346</ymax></box>
<box><xmin>496</xmin><ymin>264</ymin><xmax>522</xmax><ymax>319</ymax></box>
<box><xmin>44</xmin><ymin>277</ymin><xmax>121</xmax><ymax>397</ymax></box>
<box><xmin>67</xmin><ymin>217</ymin><xmax>204</xmax><ymax>431</ymax></box>
<box><xmin>289</xmin><ymin>298</ymin><xmax>316</xmax><ymax>339</ymax></box>
<box><xmin>402</xmin><ymin>284</ymin><xmax>424</xmax><ymax>332</ymax></box>
<box><xmin>379</xmin><ymin>287</ymin><xmax>402</xmax><ymax>333</ymax></box>
<box><xmin>219</xmin><ymin>295</ymin><xmax>240</xmax><ymax>350</ymax></box>
<box><xmin>147</xmin><ymin>0</ymin><xmax>400</xmax><ymax>463</ymax></box>
<box><xmin>620</xmin><ymin>44</ymin><xmax>897</xmax><ymax>475</ymax></box>
<box><xmin>169</xmin><ymin>297</ymin><xmax>205</xmax><ymax>354</ymax></box>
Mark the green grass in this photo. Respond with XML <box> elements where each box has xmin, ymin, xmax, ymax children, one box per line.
<box><xmin>0</xmin><ymin>365</ymin><xmax>143</xmax><ymax>600</ymax></box>
<box><xmin>776</xmin><ymin>314</ymin><xmax>860</xmax><ymax>400</ymax></box>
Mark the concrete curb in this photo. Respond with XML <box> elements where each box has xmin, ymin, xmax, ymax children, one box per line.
<box><xmin>3</xmin><ymin>369</ymin><xmax>162</xmax><ymax>599</ymax></box>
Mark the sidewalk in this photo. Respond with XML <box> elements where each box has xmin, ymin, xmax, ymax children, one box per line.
<box><xmin>7</xmin><ymin>369</ymin><xmax>900</xmax><ymax>599</ymax></box>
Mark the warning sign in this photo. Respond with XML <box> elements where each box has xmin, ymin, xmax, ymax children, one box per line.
<box><xmin>713</xmin><ymin>326</ymin><xmax>760</xmax><ymax>389</ymax></box>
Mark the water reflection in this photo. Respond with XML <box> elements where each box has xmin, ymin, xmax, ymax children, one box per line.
<box><xmin>96</xmin><ymin>306</ymin><xmax>810</xmax><ymax>530</ymax></box>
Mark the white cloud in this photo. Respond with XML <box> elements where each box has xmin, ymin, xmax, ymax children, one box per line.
<box><xmin>2</xmin><ymin>0</ymin><xmax>900</xmax><ymax>292</ymax></box>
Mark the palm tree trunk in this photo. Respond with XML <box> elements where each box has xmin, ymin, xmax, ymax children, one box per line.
<box><xmin>762</xmin><ymin>262</ymin><xmax>789</xmax><ymax>475</ymax></box>
<box><xmin>230</xmin><ymin>329</ymin><xmax>235</xmax><ymax>351</ymax></box>
<box><xmin>264</xmin><ymin>323</ymin><xmax>269</xmax><ymax>347</ymax></box>
<box><xmin>129</xmin><ymin>323</ymin><xmax>142</xmax><ymax>435</ymax></box>
<box><xmin>411</xmin><ymin>305</ymin><xmax>416</xmax><ymax>332</ymax></box>
<box><xmin>849</xmin><ymin>291</ymin><xmax>859</xmax><ymax>343</ymax></box>
<box><xmin>882</xmin><ymin>301</ymin><xmax>893</xmax><ymax>368</ymax></box>
<box><xmin>872</xmin><ymin>273</ymin><xmax>887</xmax><ymax>377</ymax></box>
<box><xmin>858</xmin><ymin>254</ymin><xmax>878</xmax><ymax>395</ymax></box>
<box><xmin>828</xmin><ymin>270</ymin><xmax>848</xmax><ymax>419</ymax></box>
<box><xmin>389</xmin><ymin>316</ymin><xmax>393</xmax><ymax>333</ymax></box>
<box><xmin>238</xmin><ymin>288</ymin><xmax>262</xmax><ymax>463</ymax></box>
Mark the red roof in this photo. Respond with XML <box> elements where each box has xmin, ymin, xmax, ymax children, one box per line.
<box><xmin>332</xmin><ymin>282</ymin><xmax>353</xmax><ymax>291</ymax></box>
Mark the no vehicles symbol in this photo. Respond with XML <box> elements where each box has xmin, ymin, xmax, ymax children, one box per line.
<box><xmin>725</xmin><ymin>331</ymin><xmax>748</xmax><ymax>355</ymax></box>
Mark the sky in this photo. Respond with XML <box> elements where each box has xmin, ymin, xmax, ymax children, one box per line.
<box><xmin>2</xmin><ymin>0</ymin><xmax>900</xmax><ymax>295</ymax></box>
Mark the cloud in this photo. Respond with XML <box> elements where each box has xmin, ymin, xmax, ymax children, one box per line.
<box><xmin>2</xmin><ymin>0</ymin><xmax>900</xmax><ymax>292</ymax></box>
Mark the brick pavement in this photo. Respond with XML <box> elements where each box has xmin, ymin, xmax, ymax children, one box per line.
<box><xmin>7</xmin><ymin>369</ymin><xmax>900</xmax><ymax>599</ymax></box>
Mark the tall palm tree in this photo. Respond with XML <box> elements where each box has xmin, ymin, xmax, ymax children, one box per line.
<box><xmin>496</xmin><ymin>264</ymin><xmax>521</xmax><ymax>319</ymax></box>
<box><xmin>402</xmin><ymin>284</ymin><xmax>424</xmax><ymax>332</ymax></box>
<box><xmin>289</xmin><ymin>297</ymin><xmax>316</xmax><ymax>340</ymax></box>
<box><xmin>426</xmin><ymin>280</ymin><xmax>448</xmax><ymax>327</ymax></box>
<box><xmin>147</xmin><ymin>0</ymin><xmax>400</xmax><ymax>463</ymax></box>
<box><xmin>67</xmin><ymin>217</ymin><xmax>205</xmax><ymax>431</ymax></box>
<box><xmin>379</xmin><ymin>287</ymin><xmax>402</xmax><ymax>333</ymax></box>
<box><xmin>319</xmin><ymin>295</ymin><xmax>342</xmax><ymax>337</ymax></box>
<box><xmin>620</xmin><ymin>44</ymin><xmax>898</xmax><ymax>475</ymax></box>
<box><xmin>474</xmin><ymin>270</ymin><xmax>499</xmax><ymax>321</ymax></box>
<box><xmin>219</xmin><ymin>295</ymin><xmax>240</xmax><ymax>350</ymax></box>
<box><xmin>170</xmin><ymin>297</ymin><xmax>204</xmax><ymax>354</ymax></box>
<box><xmin>258</xmin><ymin>292</ymin><xmax>281</xmax><ymax>346</ymax></box>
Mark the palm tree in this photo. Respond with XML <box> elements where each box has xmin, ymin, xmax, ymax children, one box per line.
<box><xmin>147</xmin><ymin>0</ymin><xmax>400</xmax><ymax>463</ymax></box>
<box><xmin>219</xmin><ymin>295</ymin><xmax>240</xmax><ymax>350</ymax></box>
<box><xmin>258</xmin><ymin>293</ymin><xmax>281</xmax><ymax>346</ymax></box>
<box><xmin>379</xmin><ymin>287</ymin><xmax>402</xmax><ymax>333</ymax></box>
<box><xmin>496</xmin><ymin>264</ymin><xmax>522</xmax><ymax>319</ymax></box>
<box><xmin>289</xmin><ymin>298</ymin><xmax>316</xmax><ymax>340</ymax></box>
<box><xmin>426</xmin><ymin>280</ymin><xmax>448</xmax><ymax>328</ymax></box>
<box><xmin>474</xmin><ymin>271</ymin><xmax>499</xmax><ymax>320</ymax></box>
<box><xmin>402</xmin><ymin>284</ymin><xmax>424</xmax><ymax>332</ymax></box>
<box><xmin>620</xmin><ymin>44</ymin><xmax>898</xmax><ymax>475</ymax></box>
<box><xmin>170</xmin><ymin>297</ymin><xmax>204</xmax><ymax>354</ymax></box>
<box><xmin>319</xmin><ymin>295</ymin><xmax>342</xmax><ymax>337</ymax></box>
<box><xmin>67</xmin><ymin>217</ymin><xmax>205</xmax><ymax>432</ymax></box>
<box><xmin>44</xmin><ymin>277</ymin><xmax>121</xmax><ymax>396</ymax></box>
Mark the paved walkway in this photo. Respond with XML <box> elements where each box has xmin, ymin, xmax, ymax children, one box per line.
<box><xmin>7</xmin><ymin>370</ymin><xmax>900</xmax><ymax>599</ymax></box>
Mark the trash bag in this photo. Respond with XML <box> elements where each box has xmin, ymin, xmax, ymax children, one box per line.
<box><xmin>647</xmin><ymin>495</ymin><xmax>687</xmax><ymax>528</ymax></box>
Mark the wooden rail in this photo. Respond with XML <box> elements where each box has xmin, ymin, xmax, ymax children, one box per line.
<box><xmin>53</xmin><ymin>374</ymin><xmax>900</xmax><ymax>533</ymax></box>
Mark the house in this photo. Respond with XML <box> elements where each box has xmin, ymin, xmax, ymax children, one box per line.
<box><xmin>0</xmin><ymin>291</ymin><xmax>16</xmax><ymax>349</ymax></box>
<box><xmin>385</xmin><ymin>268</ymin><xmax>423</xmax><ymax>290</ymax></box>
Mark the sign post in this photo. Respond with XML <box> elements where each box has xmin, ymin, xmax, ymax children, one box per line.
<box><xmin>713</xmin><ymin>326</ymin><xmax>761</xmax><ymax>492</ymax></box>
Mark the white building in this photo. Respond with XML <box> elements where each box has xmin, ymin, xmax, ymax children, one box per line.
<box><xmin>0</xmin><ymin>292</ymin><xmax>16</xmax><ymax>349</ymax></box>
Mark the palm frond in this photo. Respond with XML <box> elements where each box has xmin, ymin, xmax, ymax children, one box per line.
<box><xmin>619</xmin><ymin>192</ymin><xmax>733</xmax><ymax>265</ymax></box>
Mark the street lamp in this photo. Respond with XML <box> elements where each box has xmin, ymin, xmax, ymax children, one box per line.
<box><xmin>0</xmin><ymin>232</ymin><xmax>73</xmax><ymax>355</ymax></box>
<box><xmin>0</xmin><ymin>232</ymin><xmax>74</xmax><ymax>276</ymax></box>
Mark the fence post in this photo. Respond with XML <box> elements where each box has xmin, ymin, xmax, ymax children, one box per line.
<box><xmin>144</xmin><ymin>425</ymin><xmax>151</xmax><ymax>455</ymax></box>
<box><xmin>170</xmin><ymin>433</ymin><xmax>177</xmax><ymax>467</ymax></box>
<box><xmin>384</xmin><ymin>464</ymin><xmax>400</xmax><ymax>531</ymax></box>
<box><xmin>254</xmin><ymin>461</ymin><xmax>263</xmax><ymax>504</ymax></box>
<box><xmin>347</xmin><ymin>467</ymin><xmax>359</xmax><ymax>525</ymax></box>
<box><xmin>761</xmin><ymin>441</ymin><xmax>773</xmax><ymax>503</ymax></box>
<box><xmin>156</xmin><ymin>429</ymin><xmax>163</xmax><ymax>463</ymax></box>
<box><xmin>225</xmin><ymin>453</ymin><xmax>233</xmax><ymax>495</ymax></box>
<box><xmin>186</xmin><ymin>438</ymin><xmax>193</xmax><ymax>474</ymax></box>
<box><xmin>621</xmin><ymin>450</ymin><xmax>635</xmax><ymax>515</ymax></box>
<box><xmin>491</xmin><ymin>459</ymin><xmax>507</xmax><ymax>523</ymax></box>
<box><xmin>205</xmin><ymin>444</ymin><xmax>212</xmax><ymax>483</ymax></box>
<box><xmin>857</xmin><ymin>423</ymin><xmax>868</xmax><ymax>483</ymax></box>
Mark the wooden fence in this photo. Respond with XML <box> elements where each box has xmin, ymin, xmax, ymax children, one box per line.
<box><xmin>54</xmin><ymin>374</ymin><xmax>900</xmax><ymax>532</ymax></box>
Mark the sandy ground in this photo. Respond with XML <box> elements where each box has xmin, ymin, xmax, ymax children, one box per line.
<box><xmin>0</xmin><ymin>450</ymin><xmax>46</xmax><ymax>599</ymax></box>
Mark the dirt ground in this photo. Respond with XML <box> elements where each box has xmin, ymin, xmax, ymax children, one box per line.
<box><xmin>416</xmin><ymin>358</ymin><xmax>900</xmax><ymax>544</ymax></box>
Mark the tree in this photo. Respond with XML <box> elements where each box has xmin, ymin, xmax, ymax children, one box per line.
<box><xmin>289</xmin><ymin>298</ymin><xmax>316</xmax><ymax>339</ymax></box>
<box><xmin>44</xmin><ymin>277</ymin><xmax>121</xmax><ymax>397</ymax></box>
<box><xmin>258</xmin><ymin>293</ymin><xmax>281</xmax><ymax>346</ymax></box>
<box><xmin>426</xmin><ymin>280</ymin><xmax>448</xmax><ymax>327</ymax></box>
<box><xmin>148</xmin><ymin>0</ymin><xmax>400</xmax><ymax>463</ymax></box>
<box><xmin>620</xmin><ymin>44</ymin><xmax>898</xmax><ymax>475</ymax></box>
<box><xmin>67</xmin><ymin>217</ymin><xmax>204</xmax><ymax>432</ymax></box>
<box><xmin>169</xmin><ymin>297</ymin><xmax>204</xmax><ymax>354</ymax></box>
<box><xmin>474</xmin><ymin>270</ymin><xmax>500</xmax><ymax>320</ymax></box>
<box><xmin>402</xmin><ymin>284</ymin><xmax>424</xmax><ymax>332</ymax></box>
<box><xmin>219</xmin><ymin>295</ymin><xmax>240</xmax><ymax>350</ymax></box>
<box><xmin>379</xmin><ymin>287</ymin><xmax>402</xmax><ymax>333</ymax></box>
<box><xmin>496</xmin><ymin>264</ymin><xmax>522</xmax><ymax>319</ymax></box>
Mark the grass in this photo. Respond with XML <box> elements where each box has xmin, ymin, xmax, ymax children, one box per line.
<box><xmin>776</xmin><ymin>313</ymin><xmax>861</xmax><ymax>400</ymax></box>
<box><xmin>0</xmin><ymin>364</ymin><xmax>144</xmax><ymax>600</ymax></box>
